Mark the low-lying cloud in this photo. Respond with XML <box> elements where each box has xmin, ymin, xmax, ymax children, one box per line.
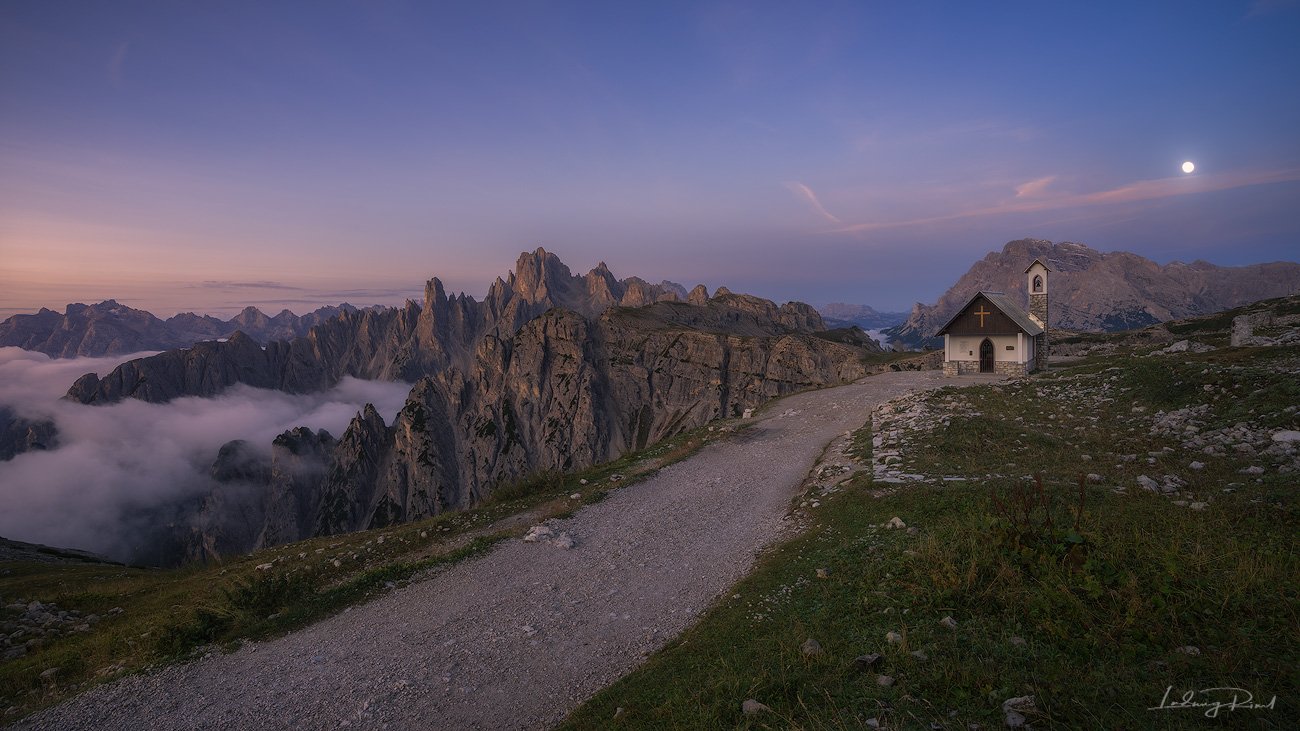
<box><xmin>0</xmin><ymin>347</ymin><xmax>412</xmax><ymax>562</ymax></box>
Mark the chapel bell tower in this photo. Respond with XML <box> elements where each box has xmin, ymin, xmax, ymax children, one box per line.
<box><xmin>1025</xmin><ymin>259</ymin><xmax>1050</xmax><ymax>370</ymax></box>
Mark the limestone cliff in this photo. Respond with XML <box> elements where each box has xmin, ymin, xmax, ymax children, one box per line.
<box><xmin>185</xmin><ymin>294</ymin><xmax>879</xmax><ymax>558</ymax></box>
<box><xmin>886</xmin><ymin>239</ymin><xmax>1300</xmax><ymax>348</ymax></box>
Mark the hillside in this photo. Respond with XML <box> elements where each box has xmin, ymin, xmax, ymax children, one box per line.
<box><xmin>5</xmin><ymin>297</ymin><xmax>1295</xmax><ymax>727</ymax></box>
<box><xmin>563</xmin><ymin>295</ymin><xmax>1300</xmax><ymax>729</ymax></box>
<box><xmin>886</xmin><ymin>239</ymin><xmax>1300</xmax><ymax>348</ymax></box>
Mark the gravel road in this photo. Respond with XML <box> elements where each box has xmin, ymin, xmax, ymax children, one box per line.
<box><xmin>16</xmin><ymin>370</ymin><xmax>950</xmax><ymax>731</ymax></box>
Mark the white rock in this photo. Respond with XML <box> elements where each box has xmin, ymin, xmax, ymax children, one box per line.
<box><xmin>255</xmin><ymin>563</ymin><xmax>273</xmax><ymax>571</ymax></box>
<box><xmin>1272</xmin><ymin>430</ymin><xmax>1300</xmax><ymax>443</ymax></box>
<box><xmin>741</xmin><ymin>699</ymin><xmax>770</xmax><ymax>715</ymax></box>
<box><xmin>1176</xmin><ymin>645</ymin><xmax>1201</xmax><ymax>655</ymax></box>
<box><xmin>569</xmin><ymin>493</ymin><xmax>581</xmax><ymax>500</ymax></box>
<box><xmin>552</xmin><ymin>532</ymin><xmax>576</xmax><ymax>550</ymax></box>
<box><xmin>940</xmin><ymin>615</ymin><xmax>958</xmax><ymax>630</ymax></box>
<box><xmin>885</xmin><ymin>516</ymin><xmax>907</xmax><ymax>529</ymax></box>
<box><xmin>1002</xmin><ymin>696</ymin><xmax>1035</xmax><ymax>728</ymax></box>
<box><xmin>1189</xmin><ymin>461</ymin><xmax>1205</xmax><ymax>470</ymax></box>
<box><xmin>876</xmin><ymin>674</ymin><xmax>895</xmax><ymax>686</ymax></box>
<box><xmin>801</xmin><ymin>638</ymin><xmax>823</xmax><ymax>656</ymax></box>
<box><xmin>1190</xmin><ymin>502</ymin><xmax>1207</xmax><ymax>510</ymax></box>
<box><xmin>523</xmin><ymin>525</ymin><xmax>554</xmax><ymax>543</ymax></box>
<box><xmin>885</xmin><ymin>631</ymin><xmax>902</xmax><ymax>644</ymax></box>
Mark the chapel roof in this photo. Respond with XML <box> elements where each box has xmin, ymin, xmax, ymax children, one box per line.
<box><xmin>934</xmin><ymin>290</ymin><xmax>1044</xmax><ymax>337</ymax></box>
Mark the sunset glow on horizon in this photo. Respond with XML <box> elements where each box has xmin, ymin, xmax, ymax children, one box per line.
<box><xmin>2</xmin><ymin>1</ymin><xmax>1298</xmax><ymax>318</ymax></box>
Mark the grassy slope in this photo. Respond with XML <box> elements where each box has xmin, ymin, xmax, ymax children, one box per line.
<box><xmin>0</xmin><ymin>420</ymin><xmax>739</xmax><ymax>720</ymax></box>
<box><xmin>562</xmin><ymin>344</ymin><xmax>1299</xmax><ymax>729</ymax></box>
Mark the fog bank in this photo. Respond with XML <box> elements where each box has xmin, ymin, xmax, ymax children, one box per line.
<box><xmin>0</xmin><ymin>347</ymin><xmax>411</xmax><ymax>560</ymax></box>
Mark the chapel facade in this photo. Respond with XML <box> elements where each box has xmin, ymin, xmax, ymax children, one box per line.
<box><xmin>936</xmin><ymin>259</ymin><xmax>1050</xmax><ymax>376</ymax></box>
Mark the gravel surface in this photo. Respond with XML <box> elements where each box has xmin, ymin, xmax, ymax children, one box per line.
<box><xmin>16</xmin><ymin>370</ymin><xmax>950</xmax><ymax>731</ymax></box>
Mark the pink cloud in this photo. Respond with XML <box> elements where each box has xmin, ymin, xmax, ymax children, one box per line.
<box><xmin>831</xmin><ymin>166</ymin><xmax>1300</xmax><ymax>235</ymax></box>
<box><xmin>783</xmin><ymin>180</ymin><xmax>842</xmax><ymax>224</ymax></box>
<box><xmin>1014</xmin><ymin>176</ymin><xmax>1056</xmax><ymax>198</ymax></box>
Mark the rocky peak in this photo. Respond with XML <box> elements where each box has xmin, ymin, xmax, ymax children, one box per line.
<box><xmin>513</xmin><ymin>247</ymin><xmax>574</xmax><ymax>305</ymax></box>
<box><xmin>688</xmin><ymin>285</ymin><xmax>710</xmax><ymax>305</ymax></box>
<box><xmin>583</xmin><ymin>263</ymin><xmax>622</xmax><ymax>310</ymax></box>
<box><xmin>211</xmin><ymin>440</ymin><xmax>272</xmax><ymax>483</ymax></box>
<box><xmin>231</xmin><ymin>306</ymin><xmax>269</xmax><ymax>326</ymax></box>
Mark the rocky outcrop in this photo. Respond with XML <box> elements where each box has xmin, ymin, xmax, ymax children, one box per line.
<box><xmin>180</xmin><ymin>428</ymin><xmax>338</xmax><ymax>563</ymax></box>
<box><xmin>259</xmin><ymin>428</ymin><xmax>337</xmax><ymax>548</ymax></box>
<box><xmin>185</xmin><ymin>296</ymin><xmax>880</xmax><ymax>558</ymax></box>
<box><xmin>0</xmin><ymin>407</ymin><xmax>58</xmax><ymax>461</ymax></box>
<box><xmin>63</xmin><ymin>250</ymin><xmax>713</xmax><ymax>404</ymax></box>
<box><xmin>0</xmin><ymin>300</ymin><xmax>364</xmax><ymax>358</ymax></box>
<box><xmin>885</xmin><ymin>239</ymin><xmax>1300</xmax><ymax>348</ymax></box>
<box><xmin>184</xmin><ymin>441</ymin><xmax>273</xmax><ymax>563</ymax></box>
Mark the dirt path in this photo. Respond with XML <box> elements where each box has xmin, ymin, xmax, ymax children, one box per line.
<box><xmin>17</xmin><ymin>371</ymin><xmax>953</xmax><ymax>731</ymax></box>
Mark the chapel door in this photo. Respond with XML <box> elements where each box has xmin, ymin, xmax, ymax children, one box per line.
<box><xmin>979</xmin><ymin>338</ymin><xmax>994</xmax><ymax>373</ymax></box>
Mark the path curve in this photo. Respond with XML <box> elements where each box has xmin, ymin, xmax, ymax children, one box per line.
<box><xmin>17</xmin><ymin>370</ymin><xmax>951</xmax><ymax>731</ymax></box>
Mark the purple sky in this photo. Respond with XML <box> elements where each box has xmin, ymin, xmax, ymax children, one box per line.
<box><xmin>2</xmin><ymin>1</ymin><xmax>1298</xmax><ymax>319</ymax></box>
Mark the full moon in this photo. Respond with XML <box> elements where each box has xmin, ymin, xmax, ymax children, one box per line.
<box><xmin>1182</xmin><ymin>161</ymin><xmax>1195</xmax><ymax>174</ymax></box>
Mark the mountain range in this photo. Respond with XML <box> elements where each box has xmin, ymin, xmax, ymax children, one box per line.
<box><xmin>2</xmin><ymin>249</ymin><xmax>879</xmax><ymax>564</ymax></box>
<box><xmin>0</xmin><ymin>301</ymin><xmax>372</xmax><ymax>358</ymax></box>
<box><xmin>177</xmin><ymin>297</ymin><xmax>874</xmax><ymax>563</ymax></box>
<box><xmin>885</xmin><ymin>239</ymin><xmax>1300</xmax><ymax>348</ymax></box>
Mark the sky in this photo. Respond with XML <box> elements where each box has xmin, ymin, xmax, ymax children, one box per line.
<box><xmin>2</xmin><ymin>0</ymin><xmax>1298</xmax><ymax>319</ymax></box>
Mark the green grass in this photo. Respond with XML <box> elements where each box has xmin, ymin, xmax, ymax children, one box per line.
<box><xmin>0</xmin><ymin>417</ymin><xmax>741</xmax><ymax>721</ymax></box>
<box><xmin>562</xmin><ymin>481</ymin><xmax>1297</xmax><ymax>729</ymax></box>
<box><xmin>561</xmin><ymin>344</ymin><xmax>1300</xmax><ymax>730</ymax></box>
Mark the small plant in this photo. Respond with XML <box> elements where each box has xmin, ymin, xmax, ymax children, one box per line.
<box><xmin>988</xmin><ymin>473</ymin><xmax>1088</xmax><ymax>570</ymax></box>
<box><xmin>224</xmin><ymin>573</ymin><xmax>313</xmax><ymax>616</ymax></box>
<box><xmin>153</xmin><ymin>607</ymin><xmax>232</xmax><ymax>659</ymax></box>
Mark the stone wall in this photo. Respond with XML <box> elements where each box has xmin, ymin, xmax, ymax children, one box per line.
<box><xmin>995</xmin><ymin>360</ymin><xmax>1029</xmax><ymax>376</ymax></box>
<box><xmin>943</xmin><ymin>358</ymin><xmax>1029</xmax><ymax>377</ymax></box>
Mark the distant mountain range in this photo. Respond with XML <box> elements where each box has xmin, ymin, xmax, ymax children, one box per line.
<box><xmin>885</xmin><ymin>239</ymin><xmax>1300</xmax><ymax>348</ymax></box>
<box><xmin>817</xmin><ymin>303</ymin><xmax>909</xmax><ymax>330</ymax></box>
<box><xmin>0</xmin><ymin>300</ymin><xmax>375</xmax><ymax>358</ymax></box>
